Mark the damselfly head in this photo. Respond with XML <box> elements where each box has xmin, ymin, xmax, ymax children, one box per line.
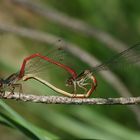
<box><xmin>66</xmin><ymin>77</ymin><xmax>74</xmax><ymax>86</ymax></box>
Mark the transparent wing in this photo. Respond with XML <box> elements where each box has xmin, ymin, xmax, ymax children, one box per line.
<box><xmin>23</xmin><ymin>39</ymin><xmax>66</xmax><ymax>75</ymax></box>
<box><xmin>91</xmin><ymin>44</ymin><xmax>140</xmax><ymax>72</ymax></box>
<box><xmin>25</xmin><ymin>46</ymin><xmax>66</xmax><ymax>75</ymax></box>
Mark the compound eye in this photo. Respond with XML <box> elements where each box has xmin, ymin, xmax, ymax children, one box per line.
<box><xmin>67</xmin><ymin>78</ymin><xmax>74</xmax><ymax>85</ymax></box>
<box><xmin>66</xmin><ymin>78</ymin><xmax>72</xmax><ymax>86</ymax></box>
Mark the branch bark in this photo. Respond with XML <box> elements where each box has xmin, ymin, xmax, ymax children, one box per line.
<box><xmin>1</xmin><ymin>92</ymin><xmax>140</xmax><ymax>105</ymax></box>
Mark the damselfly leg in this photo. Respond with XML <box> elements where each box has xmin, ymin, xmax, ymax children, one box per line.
<box><xmin>66</xmin><ymin>70</ymin><xmax>97</xmax><ymax>97</ymax></box>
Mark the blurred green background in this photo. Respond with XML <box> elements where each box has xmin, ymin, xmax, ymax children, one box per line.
<box><xmin>0</xmin><ymin>0</ymin><xmax>140</xmax><ymax>139</ymax></box>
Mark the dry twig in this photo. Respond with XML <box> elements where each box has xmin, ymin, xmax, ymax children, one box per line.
<box><xmin>1</xmin><ymin>92</ymin><xmax>140</xmax><ymax>105</ymax></box>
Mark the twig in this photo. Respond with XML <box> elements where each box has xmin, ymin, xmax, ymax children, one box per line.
<box><xmin>1</xmin><ymin>92</ymin><xmax>140</xmax><ymax>105</ymax></box>
<box><xmin>10</xmin><ymin>0</ymin><xmax>128</xmax><ymax>52</ymax></box>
